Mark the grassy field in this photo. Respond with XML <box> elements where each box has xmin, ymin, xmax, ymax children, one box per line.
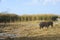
<box><xmin>0</xmin><ymin>21</ymin><xmax>60</xmax><ymax>40</ymax></box>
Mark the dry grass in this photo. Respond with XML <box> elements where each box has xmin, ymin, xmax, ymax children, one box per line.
<box><xmin>0</xmin><ymin>21</ymin><xmax>60</xmax><ymax>40</ymax></box>
<box><xmin>1</xmin><ymin>21</ymin><xmax>60</xmax><ymax>37</ymax></box>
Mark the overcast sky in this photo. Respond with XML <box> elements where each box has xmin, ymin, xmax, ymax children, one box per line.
<box><xmin>0</xmin><ymin>0</ymin><xmax>60</xmax><ymax>15</ymax></box>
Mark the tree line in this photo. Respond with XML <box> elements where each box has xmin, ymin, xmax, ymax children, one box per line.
<box><xmin>19</xmin><ymin>14</ymin><xmax>58</xmax><ymax>22</ymax></box>
<box><xmin>0</xmin><ymin>13</ymin><xmax>58</xmax><ymax>23</ymax></box>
